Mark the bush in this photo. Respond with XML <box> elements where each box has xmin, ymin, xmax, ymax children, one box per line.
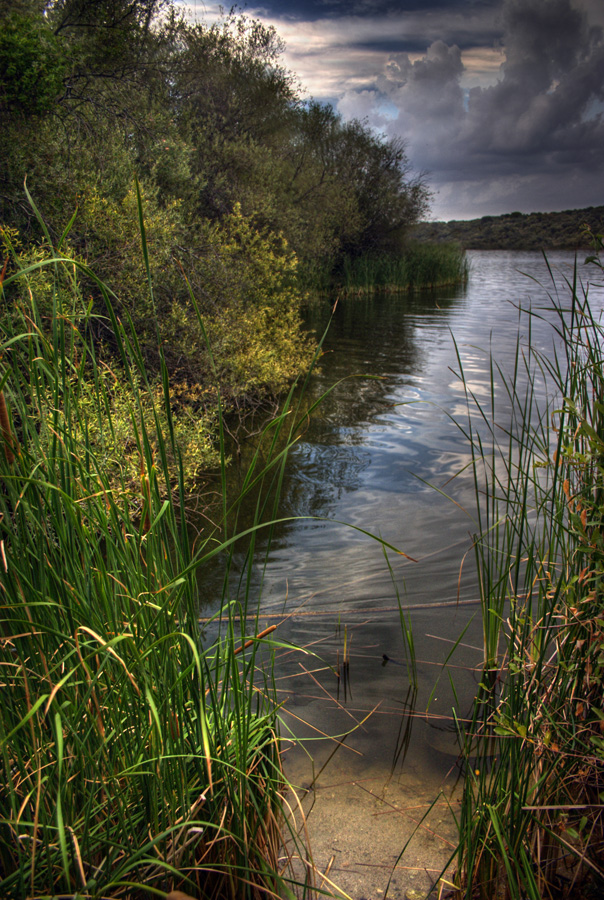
<box><xmin>0</xmin><ymin>11</ymin><xmax>66</xmax><ymax>115</ymax></box>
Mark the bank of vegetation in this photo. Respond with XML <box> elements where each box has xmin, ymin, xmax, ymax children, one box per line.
<box><xmin>0</xmin><ymin>4</ymin><xmax>438</xmax><ymax>891</ymax></box>
<box><xmin>0</xmin><ymin>208</ymin><xmax>326</xmax><ymax>897</ymax></box>
<box><xmin>448</xmin><ymin>235</ymin><xmax>604</xmax><ymax>899</ymax></box>
<box><xmin>414</xmin><ymin>206</ymin><xmax>604</xmax><ymax>251</ymax></box>
<box><xmin>0</xmin><ymin>0</ymin><xmax>466</xmax><ymax>480</ymax></box>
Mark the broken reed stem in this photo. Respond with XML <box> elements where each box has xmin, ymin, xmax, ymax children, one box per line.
<box><xmin>234</xmin><ymin>625</ymin><xmax>277</xmax><ymax>656</ymax></box>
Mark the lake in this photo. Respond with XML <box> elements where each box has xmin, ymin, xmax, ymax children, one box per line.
<box><xmin>207</xmin><ymin>250</ymin><xmax>604</xmax><ymax>899</ymax></box>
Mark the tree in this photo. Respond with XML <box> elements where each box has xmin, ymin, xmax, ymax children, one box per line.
<box><xmin>332</xmin><ymin>120</ymin><xmax>430</xmax><ymax>257</ymax></box>
<box><xmin>49</xmin><ymin>0</ymin><xmax>163</xmax><ymax>78</ymax></box>
<box><xmin>0</xmin><ymin>3</ymin><xmax>66</xmax><ymax>117</ymax></box>
<box><xmin>1</xmin><ymin>0</ymin><xmax>434</xmax><ymax>424</ymax></box>
<box><xmin>280</xmin><ymin>103</ymin><xmax>430</xmax><ymax>264</ymax></box>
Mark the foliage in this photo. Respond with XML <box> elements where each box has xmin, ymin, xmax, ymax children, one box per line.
<box><xmin>184</xmin><ymin>206</ymin><xmax>315</xmax><ymax>396</ymax></box>
<box><xmin>0</xmin><ymin>6</ymin><xmax>66</xmax><ymax>115</ymax></box>
<box><xmin>0</xmin><ymin>0</ymin><xmax>440</xmax><ymax>476</ymax></box>
<box><xmin>335</xmin><ymin>242</ymin><xmax>468</xmax><ymax>295</ymax></box>
<box><xmin>49</xmin><ymin>0</ymin><xmax>164</xmax><ymax>86</ymax></box>
<box><xmin>413</xmin><ymin>206</ymin><xmax>604</xmax><ymax>251</ymax></box>
<box><xmin>1</xmin><ymin>0</ymin><xmax>432</xmax><ymax>271</ymax></box>
<box><xmin>0</xmin><ymin>240</ymin><xmax>314</xmax><ymax>900</ymax></box>
<box><xmin>1</xmin><ymin>221</ymin><xmax>221</xmax><ymax>493</ymax></box>
<box><xmin>449</xmin><ymin>236</ymin><xmax>604</xmax><ymax>899</ymax></box>
<box><xmin>2</xmin><ymin>188</ymin><xmax>314</xmax><ymax>444</ymax></box>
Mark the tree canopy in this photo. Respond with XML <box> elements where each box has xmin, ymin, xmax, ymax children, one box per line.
<box><xmin>1</xmin><ymin>0</ymin><xmax>430</xmax><ymax>414</ymax></box>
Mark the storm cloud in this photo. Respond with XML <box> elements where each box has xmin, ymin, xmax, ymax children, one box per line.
<box><xmin>336</xmin><ymin>0</ymin><xmax>604</xmax><ymax>217</ymax></box>
<box><xmin>187</xmin><ymin>0</ymin><xmax>604</xmax><ymax>218</ymax></box>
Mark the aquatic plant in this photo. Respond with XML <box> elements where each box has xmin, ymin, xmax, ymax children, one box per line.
<box><xmin>449</xmin><ymin>239</ymin><xmax>604</xmax><ymax>899</ymax></box>
<box><xmin>338</xmin><ymin>243</ymin><xmax>468</xmax><ymax>295</ymax></box>
<box><xmin>0</xmin><ymin>197</ymin><xmax>317</xmax><ymax>899</ymax></box>
<box><xmin>299</xmin><ymin>242</ymin><xmax>467</xmax><ymax>295</ymax></box>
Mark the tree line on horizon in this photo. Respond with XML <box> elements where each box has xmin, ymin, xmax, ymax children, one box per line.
<box><xmin>413</xmin><ymin>205</ymin><xmax>604</xmax><ymax>251</ymax></box>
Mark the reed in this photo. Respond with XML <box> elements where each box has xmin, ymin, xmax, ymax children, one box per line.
<box><xmin>299</xmin><ymin>243</ymin><xmax>468</xmax><ymax>295</ymax></box>
<box><xmin>339</xmin><ymin>243</ymin><xmax>468</xmax><ymax>295</ymax></box>
<box><xmin>449</xmin><ymin>241</ymin><xmax>604</xmax><ymax>899</ymax></box>
<box><xmin>0</xmin><ymin>197</ymin><xmax>318</xmax><ymax>899</ymax></box>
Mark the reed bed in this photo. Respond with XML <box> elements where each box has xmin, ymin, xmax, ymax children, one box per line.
<box><xmin>449</xmin><ymin>243</ymin><xmax>604</xmax><ymax>899</ymax></box>
<box><xmin>339</xmin><ymin>243</ymin><xmax>468</xmax><ymax>295</ymax></box>
<box><xmin>299</xmin><ymin>243</ymin><xmax>468</xmax><ymax>295</ymax></box>
<box><xmin>0</xmin><ymin>201</ymin><xmax>317</xmax><ymax>899</ymax></box>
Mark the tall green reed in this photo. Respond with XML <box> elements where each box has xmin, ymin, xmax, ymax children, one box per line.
<box><xmin>339</xmin><ymin>243</ymin><xmax>468</xmax><ymax>296</ymax></box>
<box><xmin>299</xmin><ymin>243</ymin><xmax>468</xmax><ymax>295</ymax></box>
<box><xmin>450</xmin><ymin>245</ymin><xmax>604</xmax><ymax>899</ymax></box>
<box><xmin>0</xmin><ymin>193</ymin><xmax>321</xmax><ymax>899</ymax></box>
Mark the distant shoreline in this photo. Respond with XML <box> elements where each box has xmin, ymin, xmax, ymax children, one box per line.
<box><xmin>412</xmin><ymin>205</ymin><xmax>604</xmax><ymax>251</ymax></box>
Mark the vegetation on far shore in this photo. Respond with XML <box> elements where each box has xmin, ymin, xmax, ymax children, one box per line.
<box><xmin>413</xmin><ymin>206</ymin><xmax>604</xmax><ymax>251</ymax></box>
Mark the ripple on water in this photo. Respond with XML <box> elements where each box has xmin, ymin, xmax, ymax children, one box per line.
<box><xmin>212</xmin><ymin>252</ymin><xmax>604</xmax><ymax>897</ymax></box>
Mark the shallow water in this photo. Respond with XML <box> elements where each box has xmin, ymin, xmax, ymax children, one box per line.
<box><xmin>206</xmin><ymin>251</ymin><xmax>604</xmax><ymax>898</ymax></box>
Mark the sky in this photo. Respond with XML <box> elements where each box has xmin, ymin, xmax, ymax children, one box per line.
<box><xmin>186</xmin><ymin>0</ymin><xmax>604</xmax><ymax>221</ymax></box>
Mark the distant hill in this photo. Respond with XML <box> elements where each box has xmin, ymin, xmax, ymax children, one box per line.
<box><xmin>412</xmin><ymin>206</ymin><xmax>604</xmax><ymax>251</ymax></box>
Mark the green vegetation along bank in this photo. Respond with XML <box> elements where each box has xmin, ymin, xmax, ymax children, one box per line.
<box><xmin>0</xmin><ymin>0</ymin><xmax>466</xmax><ymax>486</ymax></box>
<box><xmin>413</xmin><ymin>206</ymin><xmax>604</xmax><ymax>250</ymax></box>
<box><xmin>449</xmin><ymin>236</ymin><xmax>604</xmax><ymax>899</ymax></box>
<box><xmin>0</xmin><ymin>226</ymin><xmax>323</xmax><ymax>899</ymax></box>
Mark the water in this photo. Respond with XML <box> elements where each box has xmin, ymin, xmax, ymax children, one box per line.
<box><xmin>206</xmin><ymin>251</ymin><xmax>604</xmax><ymax>897</ymax></box>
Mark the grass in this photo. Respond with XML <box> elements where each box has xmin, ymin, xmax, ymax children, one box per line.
<box><xmin>300</xmin><ymin>242</ymin><xmax>468</xmax><ymax>296</ymax></box>
<box><xmin>0</xmin><ymin>193</ymin><xmax>323</xmax><ymax>900</ymax></box>
<box><xmin>448</xmin><ymin>238</ymin><xmax>604</xmax><ymax>899</ymax></box>
<box><xmin>338</xmin><ymin>243</ymin><xmax>468</xmax><ymax>295</ymax></box>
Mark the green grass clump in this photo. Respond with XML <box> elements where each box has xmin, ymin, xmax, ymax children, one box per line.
<box><xmin>0</xmin><ymin>207</ymin><xmax>312</xmax><ymax>899</ymax></box>
<box><xmin>449</xmin><ymin>237</ymin><xmax>604</xmax><ymax>899</ymax></box>
<box><xmin>339</xmin><ymin>242</ymin><xmax>468</xmax><ymax>295</ymax></box>
<box><xmin>299</xmin><ymin>242</ymin><xmax>467</xmax><ymax>295</ymax></box>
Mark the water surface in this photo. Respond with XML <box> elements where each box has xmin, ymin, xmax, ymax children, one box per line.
<box><xmin>210</xmin><ymin>251</ymin><xmax>604</xmax><ymax>897</ymax></box>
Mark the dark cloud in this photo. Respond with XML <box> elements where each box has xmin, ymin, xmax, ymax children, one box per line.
<box><xmin>350</xmin><ymin>28</ymin><xmax>497</xmax><ymax>55</ymax></box>
<box><xmin>337</xmin><ymin>0</ymin><xmax>604</xmax><ymax>217</ymax></box>
<box><xmin>194</xmin><ymin>0</ymin><xmax>604</xmax><ymax>217</ymax></box>
<box><xmin>256</xmin><ymin>0</ymin><xmax>497</xmax><ymax>20</ymax></box>
<box><xmin>253</xmin><ymin>1</ymin><xmax>503</xmax><ymax>49</ymax></box>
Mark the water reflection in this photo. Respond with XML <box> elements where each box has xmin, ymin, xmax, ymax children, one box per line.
<box><xmin>203</xmin><ymin>251</ymin><xmax>604</xmax><ymax>897</ymax></box>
